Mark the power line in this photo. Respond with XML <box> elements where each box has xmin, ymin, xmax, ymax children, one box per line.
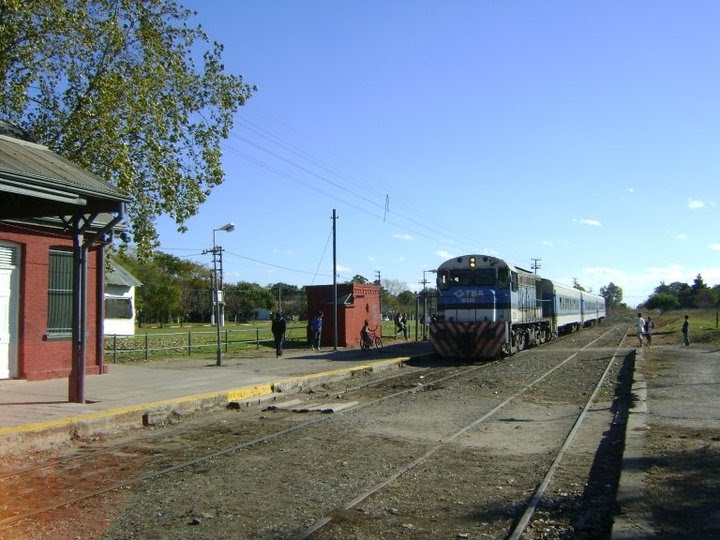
<box><xmin>223</xmin><ymin>250</ymin><xmax>334</xmax><ymax>280</ymax></box>
<box><xmin>228</xmin><ymin>117</ymin><xmax>481</xmax><ymax>254</ymax></box>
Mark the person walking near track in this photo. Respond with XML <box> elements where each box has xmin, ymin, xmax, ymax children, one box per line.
<box><xmin>636</xmin><ymin>313</ymin><xmax>646</xmax><ymax>348</ymax></box>
<box><xmin>394</xmin><ymin>312</ymin><xmax>403</xmax><ymax>338</ymax></box>
<box><xmin>644</xmin><ymin>316</ymin><xmax>655</xmax><ymax>349</ymax></box>
<box><xmin>682</xmin><ymin>314</ymin><xmax>690</xmax><ymax>347</ymax></box>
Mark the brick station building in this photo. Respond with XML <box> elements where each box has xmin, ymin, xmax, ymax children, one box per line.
<box><xmin>0</xmin><ymin>121</ymin><xmax>129</xmax><ymax>401</ymax></box>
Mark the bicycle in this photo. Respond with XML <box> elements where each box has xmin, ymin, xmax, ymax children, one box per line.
<box><xmin>360</xmin><ymin>326</ymin><xmax>383</xmax><ymax>352</ymax></box>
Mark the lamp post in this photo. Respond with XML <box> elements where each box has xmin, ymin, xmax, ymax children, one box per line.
<box><xmin>210</xmin><ymin>222</ymin><xmax>234</xmax><ymax>366</ymax></box>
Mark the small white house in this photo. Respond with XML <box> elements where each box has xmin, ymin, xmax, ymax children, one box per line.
<box><xmin>104</xmin><ymin>261</ymin><xmax>142</xmax><ymax>335</ymax></box>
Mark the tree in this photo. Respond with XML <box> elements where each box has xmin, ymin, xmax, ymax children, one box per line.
<box><xmin>713</xmin><ymin>285</ymin><xmax>720</xmax><ymax>307</ymax></box>
<box><xmin>599</xmin><ymin>282</ymin><xmax>623</xmax><ymax>310</ymax></box>
<box><xmin>691</xmin><ymin>273</ymin><xmax>708</xmax><ymax>293</ymax></box>
<box><xmin>224</xmin><ymin>282</ymin><xmax>274</xmax><ymax>322</ymax></box>
<box><xmin>678</xmin><ymin>284</ymin><xmax>694</xmax><ymax>308</ymax></box>
<box><xmin>694</xmin><ymin>287</ymin><xmax>718</xmax><ymax>309</ymax></box>
<box><xmin>116</xmin><ymin>249</ymin><xmax>210</xmax><ymax>324</ymax></box>
<box><xmin>115</xmin><ymin>253</ymin><xmax>183</xmax><ymax>325</ymax></box>
<box><xmin>654</xmin><ymin>281</ymin><xmax>686</xmax><ymax>297</ymax></box>
<box><xmin>267</xmin><ymin>283</ymin><xmax>305</xmax><ymax>319</ymax></box>
<box><xmin>689</xmin><ymin>273</ymin><xmax>711</xmax><ymax>307</ymax></box>
<box><xmin>0</xmin><ymin>0</ymin><xmax>255</xmax><ymax>254</ymax></box>
<box><xmin>645</xmin><ymin>293</ymin><xmax>680</xmax><ymax>312</ymax></box>
<box><xmin>396</xmin><ymin>290</ymin><xmax>416</xmax><ymax>315</ymax></box>
<box><xmin>351</xmin><ymin>275</ymin><xmax>369</xmax><ymax>284</ymax></box>
<box><xmin>383</xmin><ymin>278</ymin><xmax>410</xmax><ymax>296</ymax></box>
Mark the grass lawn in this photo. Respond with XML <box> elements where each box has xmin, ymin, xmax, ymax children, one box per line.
<box><xmin>632</xmin><ymin>309</ymin><xmax>720</xmax><ymax>346</ymax></box>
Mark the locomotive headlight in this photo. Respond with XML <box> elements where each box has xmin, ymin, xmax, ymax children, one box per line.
<box><xmin>469</xmin><ymin>257</ymin><xmax>476</xmax><ymax>268</ymax></box>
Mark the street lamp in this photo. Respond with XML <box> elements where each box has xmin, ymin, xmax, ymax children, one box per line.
<box><xmin>211</xmin><ymin>222</ymin><xmax>234</xmax><ymax>366</ymax></box>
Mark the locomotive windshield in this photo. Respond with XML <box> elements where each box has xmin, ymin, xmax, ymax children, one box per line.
<box><xmin>437</xmin><ymin>268</ymin><xmax>503</xmax><ymax>289</ymax></box>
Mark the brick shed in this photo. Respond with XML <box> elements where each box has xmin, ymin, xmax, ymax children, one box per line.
<box><xmin>305</xmin><ymin>283</ymin><xmax>382</xmax><ymax>348</ymax></box>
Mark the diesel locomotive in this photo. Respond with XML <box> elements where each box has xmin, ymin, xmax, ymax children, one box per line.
<box><xmin>429</xmin><ymin>255</ymin><xmax>606</xmax><ymax>360</ymax></box>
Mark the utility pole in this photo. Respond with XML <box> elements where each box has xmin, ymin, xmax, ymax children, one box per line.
<box><xmin>420</xmin><ymin>269</ymin><xmax>436</xmax><ymax>340</ymax></box>
<box><xmin>375</xmin><ymin>270</ymin><xmax>382</xmax><ymax>321</ymax></box>
<box><xmin>332</xmin><ymin>209</ymin><xmax>338</xmax><ymax>350</ymax></box>
<box><xmin>531</xmin><ymin>257</ymin><xmax>542</xmax><ymax>274</ymax></box>
<box><xmin>204</xmin><ymin>223</ymin><xmax>234</xmax><ymax>367</ymax></box>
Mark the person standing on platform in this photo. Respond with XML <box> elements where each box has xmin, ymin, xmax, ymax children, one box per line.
<box><xmin>310</xmin><ymin>311</ymin><xmax>324</xmax><ymax>351</ymax></box>
<box><xmin>271</xmin><ymin>311</ymin><xmax>287</xmax><ymax>357</ymax></box>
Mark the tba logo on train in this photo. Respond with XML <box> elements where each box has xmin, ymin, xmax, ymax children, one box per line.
<box><xmin>429</xmin><ymin>255</ymin><xmax>606</xmax><ymax>360</ymax></box>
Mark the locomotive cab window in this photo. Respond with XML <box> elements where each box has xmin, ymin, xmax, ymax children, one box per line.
<box><xmin>498</xmin><ymin>268</ymin><xmax>509</xmax><ymax>288</ymax></box>
<box><xmin>437</xmin><ymin>270</ymin><xmax>451</xmax><ymax>290</ymax></box>
<box><xmin>438</xmin><ymin>268</ymin><xmax>497</xmax><ymax>288</ymax></box>
<box><xmin>471</xmin><ymin>269</ymin><xmax>497</xmax><ymax>286</ymax></box>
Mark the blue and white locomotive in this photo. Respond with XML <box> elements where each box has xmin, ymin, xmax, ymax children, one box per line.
<box><xmin>429</xmin><ymin>255</ymin><xmax>606</xmax><ymax>360</ymax></box>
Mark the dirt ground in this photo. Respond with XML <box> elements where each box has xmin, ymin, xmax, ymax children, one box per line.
<box><xmin>624</xmin><ymin>336</ymin><xmax>720</xmax><ymax>539</ymax></box>
<box><xmin>3</xmin><ymin>316</ymin><xmax>720</xmax><ymax>539</ymax></box>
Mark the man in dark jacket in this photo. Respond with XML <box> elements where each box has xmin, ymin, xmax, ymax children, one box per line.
<box><xmin>271</xmin><ymin>311</ymin><xmax>287</xmax><ymax>357</ymax></box>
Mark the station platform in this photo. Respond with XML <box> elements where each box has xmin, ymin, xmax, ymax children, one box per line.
<box><xmin>612</xmin><ymin>343</ymin><xmax>720</xmax><ymax>539</ymax></box>
<box><xmin>0</xmin><ymin>338</ymin><xmax>718</xmax><ymax>537</ymax></box>
<box><xmin>0</xmin><ymin>340</ymin><xmax>433</xmax><ymax>454</ymax></box>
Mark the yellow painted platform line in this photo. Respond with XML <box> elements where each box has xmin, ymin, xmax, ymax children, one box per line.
<box><xmin>0</xmin><ymin>356</ymin><xmax>411</xmax><ymax>438</ymax></box>
<box><xmin>0</xmin><ymin>385</ymin><xmax>274</xmax><ymax>438</ymax></box>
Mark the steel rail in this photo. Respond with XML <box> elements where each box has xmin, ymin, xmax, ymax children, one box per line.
<box><xmin>508</xmin><ymin>333</ymin><xmax>629</xmax><ymax>539</ymax></box>
<box><xmin>0</xmin><ymin>361</ymin><xmax>491</xmax><ymax>528</ymax></box>
<box><xmin>292</xmin><ymin>326</ymin><xmax>622</xmax><ymax>540</ymax></box>
<box><xmin>0</xmin><ymin>364</ymin><xmax>432</xmax><ymax>483</ymax></box>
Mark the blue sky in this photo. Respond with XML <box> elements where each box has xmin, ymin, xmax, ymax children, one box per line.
<box><xmin>155</xmin><ymin>0</ymin><xmax>720</xmax><ymax>307</ymax></box>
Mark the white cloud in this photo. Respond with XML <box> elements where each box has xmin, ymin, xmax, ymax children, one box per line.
<box><xmin>688</xmin><ymin>199</ymin><xmax>704</xmax><ymax>209</ymax></box>
<box><xmin>710</xmin><ymin>243</ymin><xmax>720</xmax><ymax>251</ymax></box>
<box><xmin>675</xmin><ymin>233</ymin><xmax>688</xmax><ymax>240</ymax></box>
<box><xmin>573</xmin><ymin>218</ymin><xmax>602</xmax><ymax>227</ymax></box>
<box><xmin>436</xmin><ymin>250</ymin><xmax>453</xmax><ymax>259</ymax></box>
<box><xmin>628</xmin><ymin>187</ymin><xmax>636</xmax><ymax>193</ymax></box>
<box><xmin>542</xmin><ymin>240</ymin><xmax>554</xmax><ymax>247</ymax></box>
<box><xmin>393</xmin><ymin>233</ymin><xmax>413</xmax><ymax>241</ymax></box>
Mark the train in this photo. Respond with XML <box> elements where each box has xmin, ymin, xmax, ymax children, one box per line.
<box><xmin>428</xmin><ymin>255</ymin><xmax>606</xmax><ymax>360</ymax></box>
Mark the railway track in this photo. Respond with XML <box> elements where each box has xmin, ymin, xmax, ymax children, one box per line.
<box><xmin>2</xmin><ymin>321</ymin><xmax>633</xmax><ymax>539</ymax></box>
<box><xmin>299</xmin><ymin>325</ymin><xmax>630</xmax><ymax>539</ymax></box>
<box><xmin>0</xmin><ymin>361</ymin><xmax>487</xmax><ymax>530</ymax></box>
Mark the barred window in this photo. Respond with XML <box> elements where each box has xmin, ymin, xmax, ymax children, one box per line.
<box><xmin>47</xmin><ymin>249</ymin><xmax>73</xmax><ymax>336</ymax></box>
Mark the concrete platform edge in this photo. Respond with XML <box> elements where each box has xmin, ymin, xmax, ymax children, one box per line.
<box><xmin>611</xmin><ymin>349</ymin><xmax>654</xmax><ymax>539</ymax></box>
<box><xmin>0</xmin><ymin>356</ymin><xmax>410</xmax><ymax>455</ymax></box>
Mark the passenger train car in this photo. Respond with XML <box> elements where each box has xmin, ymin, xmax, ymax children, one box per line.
<box><xmin>429</xmin><ymin>255</ymin><xmax>606</xmax><ymax>360</ymax></box>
